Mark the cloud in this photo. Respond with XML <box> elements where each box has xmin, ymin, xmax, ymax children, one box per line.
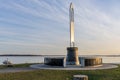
<box><xmin>0</xmin><ymin>0</ymin><xmax>120</xmax><ymax>55</ymax></box>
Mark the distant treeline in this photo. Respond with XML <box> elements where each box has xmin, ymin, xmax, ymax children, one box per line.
<box><xmin>0</xmin><ymin>54</ymin><xmax>42</xmax><ymax>56</ymax></box>
<box><xmin>0</xmin><ymin>54</ymin><xmax>120</xmax><ymax>57</ymax></box>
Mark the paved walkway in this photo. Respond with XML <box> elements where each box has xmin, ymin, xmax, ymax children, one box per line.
<box><xmin>30</xmin><ymin>63</ymin><xmax>118</xmax><ymax>70</ymax></box>
<box><xmin>0</xmin><ymin>63</ymin><xmax>118</xmax><ymax>73</ymax></box>
<box><xmin>0</xmin><ymin>67</ymin><xmax>37</xmax><ymax>73</ymax></box>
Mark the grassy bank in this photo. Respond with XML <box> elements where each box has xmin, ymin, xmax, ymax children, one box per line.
<box><xmin>0</xmin><ymin>63</ymin><xmax>37</xmax><ymax>69</ymax></box>
<box><xmin>0</xmin><ymin>64</ymin><xmax>120</xmax><ymax>80</ymax></box>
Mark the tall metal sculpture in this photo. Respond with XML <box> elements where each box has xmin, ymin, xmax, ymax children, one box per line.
<box><xmin>69</xmin><ymin>2</ymin><xmax>75</xmax><ymax>47</ymax></box>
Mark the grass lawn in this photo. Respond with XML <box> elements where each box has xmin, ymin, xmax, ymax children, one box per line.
<box><xmin>0</xmin><ymin>63</ymin><xmax>37</xmax><ymax>69</ymax></box>
<box><xmin>0</xmin><ymin>64</ymin><xmax>120</xmax><ymax>80</ymax></box>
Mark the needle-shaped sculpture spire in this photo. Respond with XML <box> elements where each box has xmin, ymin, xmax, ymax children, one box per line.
<box><xmin>69</xmin><ymin>2</ymin><xmax>75</xmax><ymax>47</ymax></box>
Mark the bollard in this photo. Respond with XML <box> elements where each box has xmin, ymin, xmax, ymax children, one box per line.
<box><xmin>73</xmin><ymin>75</ymin><xmax>88</xmax><ymax>80</ymax></box>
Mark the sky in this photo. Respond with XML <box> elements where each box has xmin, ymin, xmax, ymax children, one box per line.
<box><xmin>0</xmin><ymin>0</ymin><xmax>120</xmax><ymax>55</ymax></box>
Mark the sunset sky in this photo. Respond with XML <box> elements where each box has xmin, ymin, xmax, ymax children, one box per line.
<box><xmin>0</xmin><ymin>0</ymin><xmax>120</xmax><ymax>55</ymax></box>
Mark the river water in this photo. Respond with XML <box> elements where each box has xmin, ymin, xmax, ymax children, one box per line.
<box><xmin>0</xmin><ymin>56</ymin><xmax>44</xmax><ymax>65</ymax></box>
<box><xmin>0</xmin><ymin>56</ymin><xmax>120</xmax><ymax>65</ymax></box>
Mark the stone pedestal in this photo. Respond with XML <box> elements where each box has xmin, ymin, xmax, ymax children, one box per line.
<box><xmin>66</xmin><ymin>47</ymin><xmax>79</xmax><ymax>65</ymax></box>
<box><xmin>73</xmin><ymin>75</ymin><xmax>88</xmax><ymax>80</ymax></box>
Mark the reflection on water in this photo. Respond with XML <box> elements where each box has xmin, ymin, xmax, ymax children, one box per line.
<box><xmin>0</xmin><ymin>56</ymin><xmax>120</xmax><ymax>65</ymax></box>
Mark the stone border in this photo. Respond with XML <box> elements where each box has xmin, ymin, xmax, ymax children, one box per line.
<box><xmin>30</xmin><ymin>63</ymin><xmax>118</xmax><ymax>70</ymax></box>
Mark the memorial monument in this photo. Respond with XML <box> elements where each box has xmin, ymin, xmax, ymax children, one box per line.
<box><xmin>66</xmin><ymin>3</ymin><xmax>80</xmax><ymax>65</ymax></box>
<box><xmin>44</xmin><ymin>2</ymin><xmax>102</xmax><ymax>67</ymax></box>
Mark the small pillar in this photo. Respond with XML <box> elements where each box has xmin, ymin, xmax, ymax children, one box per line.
<box><xmin>66</xmin><ymin>47</ymin><xmax>79</xmax><ymax>65</ymax></box>
<box><xmin>63</xmin><ymin>57</ymin><xmax>66</xmax><ymax>67</ymax></box>
<box><xmin>73</xmin><ymin>75</ymin><xmax>88</xmax><ymax>80</ymax></box>
<box><xmin>80</xmin><ymin>57</ymin><xmax>85</xmax><ymax>67</ymax></box>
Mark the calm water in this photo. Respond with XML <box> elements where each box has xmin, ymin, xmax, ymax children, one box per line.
<box><xmin>0</xmin><ymin>56</ymin><xmax>120</xmax><ymax>65</ymax></box>
<box><xmin>0</xmin><ymin>56</ymin><xmax>44</xmax><ymax>65</ymax></box>
<box><xmin>102</xmin><ymin>57</ymin><xmax>120</xmax><ymax>64</ymax></box>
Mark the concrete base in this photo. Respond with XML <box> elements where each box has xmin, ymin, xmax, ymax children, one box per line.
<box><xmin>30</xmin><ymin>63</ymin><xmax>118</xmax><ymax>70</ymax></box>
<box><xmin>79</xmin><ymin>57</ymin><xmax>102</xmax><ymax>67</ymax></box>
<box><xmin>44</xmin><ymin>57</ymin><xmax>65</xmax><ymax>66</ymax></box>
<box><xmin>66</xmin><ymin>47</ymin><xmax>79</xmax><ymax>65</ymax></box>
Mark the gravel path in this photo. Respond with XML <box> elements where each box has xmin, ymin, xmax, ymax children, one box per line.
<box><xmin>0</xmin><ymin>67</ymin><xmax>37</xmax><ymax>73</ymax></box>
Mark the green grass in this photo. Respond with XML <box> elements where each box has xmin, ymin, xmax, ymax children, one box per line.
<box><xmin>12</xmin><ymin>63</ymin><xmax>38</xmax><ymax>68</ymax></box>
<box><xmin>0</xmin><ymin>63</ymin><xmax>37</xmax><ymax>69</ymax></box>
<box><xmin>0</xmin><ymin>64</ymin><xmax>120</xmax><ymax>80</ymax></box>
